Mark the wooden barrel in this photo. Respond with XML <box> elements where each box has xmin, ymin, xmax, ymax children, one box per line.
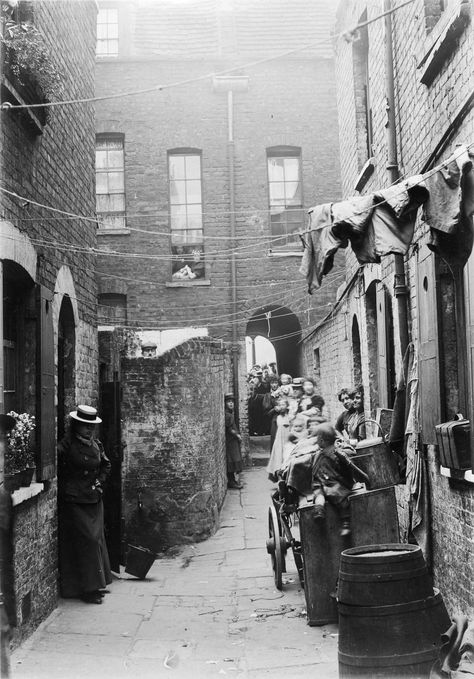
<box><xmin>349</xmin><ymin>488</ymin><xmax>400</xmax><ymax>549</ymax></box>
<box><xmin>338</xmin><ymin>544</ymin><xmax>433</xmax><ymax>606</ymax></box>
<box><xmin>353</xmin><ymin>437</ymin><xmax>399</xmax><ymax>489</ymax></box>
<box><xmin>338</xmin><ymin>545</ymin><xmax>451</xmax><ymax>678</ymax></box>
<box><xmin>298</xmin><ymin>500</ymin><xmax>343</xmax><ymax>626</ymax></box>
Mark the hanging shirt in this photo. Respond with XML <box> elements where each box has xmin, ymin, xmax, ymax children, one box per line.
<box><xmin>300</xmin><ymin>179</ymin><xmax>429</xmax><ymax>290</ymax></box>
<box><xmin>299</xmin><ymin>203</ymin><xmax>347</xmax><ymax>293</ymax></box>
<box><xmin>423</xmin><ymin>145</ymin><xmax>474</xmax><ymax>267</ymax></box>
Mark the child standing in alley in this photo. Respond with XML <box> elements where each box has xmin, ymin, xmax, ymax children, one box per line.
<box><xmin>225</xmin><ymin>394</ymin><xmax>243</xmax><ymax>489</ymax></box>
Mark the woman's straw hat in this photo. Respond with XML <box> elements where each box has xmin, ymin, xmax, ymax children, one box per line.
<box><xmin>69</xmin><ymin>405</ymin><xmax>102</xmax><ymax>424</ymax></box>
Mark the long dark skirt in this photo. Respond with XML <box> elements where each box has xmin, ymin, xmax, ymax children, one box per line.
<box><xmin>59</xmin><ymin>500</ymin><xmax>112</xmax><ymax>597</ymax></box>
<box><xmin>226</xmin><ymin>437</ymin><xmax>243</xmax><ymax>474</ymax></box>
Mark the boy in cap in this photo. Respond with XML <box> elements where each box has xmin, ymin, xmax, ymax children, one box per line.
<box><xmin>311</xmin><ymin>423</ymin><xmax>369</xmax><ymax>536</ymax></box>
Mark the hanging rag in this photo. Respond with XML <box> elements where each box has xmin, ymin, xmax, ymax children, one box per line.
<box><xmin>300</xmin><ymin>179</ymin><xmax>429</xmax><ymax>289</ymax></box>
<box><xmin>430</xmin><ymin>616</ymin><xmax>474</xmax><ymax>678</ymax></box>
<box><xmin>402</xmin><ymin>343</ymin><xmax>431</xmax><ymax>565</ymax></box>
<box><xmin>368</xmin><ymin>177</ymin><xmax>429</xmax><ymax>260</ymax></box>
<box><xmin>389</xmin><ymin>342</ymin><xmax>414</xmax><ymax>472</ymax></box>
<box><xmin>299</xmin><ymin>203</ymin><xmax>347</xmax><ymax>293</ymax></box>
<box><xmin>424</xmin><ymin>145</ymin><xmax>474</xmax><ymax>267</ymax></box>
<box><xmin>408</xmin><ymin>434</ymin><xmax>431</xmax><ymax>566</ymax></box>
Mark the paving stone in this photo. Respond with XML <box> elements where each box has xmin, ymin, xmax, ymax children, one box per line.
<box><xmin>11</xmin><ymin>465</ymin><xmax>338</xmax><ymax>679</ymax></box>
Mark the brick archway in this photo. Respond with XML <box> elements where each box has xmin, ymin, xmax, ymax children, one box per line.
<box><xmin>246</xmin><ymin>305</ymin><xmax>302</xmax><ymax>376</ymax></box>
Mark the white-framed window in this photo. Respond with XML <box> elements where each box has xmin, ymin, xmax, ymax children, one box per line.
<box><xmin>267</xmin><ymin>146</ymin><xmax>304</xmax><ymax>248</ymax></box>
<box><xmin>96</xmin><ymin>135</ymin><xmax>126</xmax><ymax>230</ymax></box>
<box><xmin>96</xmin><ymin>7</ymin><xmax>119</xmax><ymax>57</ymax></box>
<box><xmin>168</xmin><ymin>150</ymin><xmax>205</xmax><ymax>280</ymax></box>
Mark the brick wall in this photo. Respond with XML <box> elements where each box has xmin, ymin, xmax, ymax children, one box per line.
<box><xmin>120</xmin><ymin>338</ymin><xmax>232</xmax><ymax>552</ymax></box>
<box><xmin>302</xmin><ymin>0</ymin><xmax>474</xmax><ymax>615</ymax></box>
<box><xmin>94</xmin><ymin>0</ymin><xmax>343</xmax><ymax>422</ymax></box>
<box><xmin>1</xmin><ymin>0</ymin><xmax>98</xmax><ymax>643</ymax></box>
<box><xmin>13</xmin><ymin>484</ymin><xmax>57</xmax><ymax>644</ymax></box>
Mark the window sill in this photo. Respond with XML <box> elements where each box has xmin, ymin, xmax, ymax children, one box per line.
<box><xmin>418</xmin><ymin>0</ymin><xmax>471</xmax><ymax>86</ymax></box>
<box><xmin>166</xmin><ymin>279</ymin><xmax>211</xmax><ymax>287</ymax></box>
<box><xmin>12</xmin><ymin>482</ymin><xmax>45</xmax><ymax>507</ymax></box>
<box><xmin>1</xmin><ymin>76</ymin><xmax>45</xmax><ymax>135</ymax></box>
<box><xmin>439</xmin><ymin>465</ymin><xmax>474</xmax><ymax>484</ymax></box>
<box><xmin>97</xmin><ymin>228</ymin><xmax>130</xmax><ymax>236</ymax></box>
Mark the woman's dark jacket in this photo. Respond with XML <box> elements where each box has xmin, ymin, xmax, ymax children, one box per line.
<box><xmin>58</xmin><ymin>435</ymin><xmax>111</xmax><ymax>503</ymax></box>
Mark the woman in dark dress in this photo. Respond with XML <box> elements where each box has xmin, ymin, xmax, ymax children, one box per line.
<box><xmin>58</xmin><ymin>405</ymin><xmax>112</xmax><ymax>604</ymax></box>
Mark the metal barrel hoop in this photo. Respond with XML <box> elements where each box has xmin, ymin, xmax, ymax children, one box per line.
<box><xmin>362</xmin><ymin>418</ymin><xmax>387</xmax><ymax>443</ymax></box>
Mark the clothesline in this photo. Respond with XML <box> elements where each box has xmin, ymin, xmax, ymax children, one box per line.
<box><xmin>299</xmin><ymin>143</ymin><xmax>474</xmax><ymax>293</ymax></box>
<box><xmin>300</xmin><ymin>142</ymin><xmax>473</xmax><ymax>235</ymax></box>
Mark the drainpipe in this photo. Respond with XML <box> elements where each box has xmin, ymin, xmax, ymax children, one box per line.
<box><xmin>213</xmin><ymin>76</ymin><xmax>249</xmax><ymax>424</ymax></box>
<box><xmin>227</xmin><ymin>90</ymin><xmax>239</xmax><ymax>421</ymax></box>
<box><xmin>0</xmin><ymin>17</ymin><xmax>4</xmax><ymax>419</ymax></box>
<box><xmin>384</xmin><ymin>0</ymin><xmax>409</xmax><ymax>359</ymax></box>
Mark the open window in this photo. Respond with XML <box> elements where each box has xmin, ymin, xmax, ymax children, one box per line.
<box><xmin>267</xmin><ymin>146</ymin><xmax>304</xmax><ymax>251</ymax></box>
<box><xmin>168</xmin><ymin>149</ymin><xmax>205</xmax><ymax>281</ymax></box>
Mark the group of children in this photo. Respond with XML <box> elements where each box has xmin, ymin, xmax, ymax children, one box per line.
<box><xmin>265</xmin><ymin>376</ymin><xmax>369</xmax><ymax>537</ymax></box>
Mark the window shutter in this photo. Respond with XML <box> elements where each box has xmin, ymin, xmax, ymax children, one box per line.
<box><xmin>376</xmin><ymin>282</ymin><xmax>389</xmax><ymax>408</ymax></box>
<box><xmin>463</xmin><ymin>253</ymin><xmax>474</xmax><ymax>470</ymax></box>
<box><xmin>36</xmin><ymin>285</ymin><xmax>56</xmax><ymax>480</ymax></box>
<box><xmin>417</xmin><ymin>246</ymin><xmax>441</xmax><ymax>445</ymax></box>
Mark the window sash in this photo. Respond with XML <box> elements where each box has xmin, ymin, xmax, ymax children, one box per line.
<box><xmin>96</xmin><ymin>8</ymin><xmax>119</xmax><ymax>57</ymax></box>
<box><xmin>269</xmin><ymin>207</ymin><xmax>304</xmax><ymax>247</ymax></box>
<box><xmin>267</xmin><ymin>155</ymin><xmax>302</xmax><ymax>209</ymax></box>
<box><xmin>171</xmin><ymin>244</ymin><xmax>205</xmax><ymax>280</ymax></box>
<box><xmin>168</xmin><ymin>153</ymin><xmax>203</xmax><ymax>234</ymax></box>
<box><xmin>96</xmin><ymin>137</ymin><xmax>126</xmax><ymax>228</ymax></box>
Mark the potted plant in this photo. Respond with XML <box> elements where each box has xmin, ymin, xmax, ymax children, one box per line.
<box><xmin>1</xmin><ymin>7</ymin><xmax>65</xmax><ymax>125</ymax></box>
<box><xmin>6</xmin><ymin>411</ymin><xmax>36</xmax><ymax>488</ymax></box>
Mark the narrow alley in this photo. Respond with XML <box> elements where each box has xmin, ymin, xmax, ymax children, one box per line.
<box><xmin>10</xmin><ymin>441</ymin><xmax>338</xmax><ymax>679</ymax></box>
<box><xmin>2</xmin><ymin>1</ymin><xmax>474</xmax><ymax>676</ymax></box>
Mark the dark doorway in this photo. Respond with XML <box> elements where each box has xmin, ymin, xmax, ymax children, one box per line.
<box><xmin>365</xmin><ymin>281</ymin><xmax>396</xmax><ymax>413</ymax></box>
<box><xmin>352</xmin><ymin>315</ymin><xmax>362</xmax><ymax>388</ymax></box>
<box><xmin>57</xmin><ymin>296</ymin><xmax>75</xmax><ymax>441</ymax></box>
<box><xmin>246</xmin><ymin>305</ymin><xmax>302</xmax><ymax>376</ymax></box>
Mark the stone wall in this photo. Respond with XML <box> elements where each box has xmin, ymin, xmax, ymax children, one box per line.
<box><xmin>121</xmin><ymin>338</ymin><xmax>232</xmax><ymax>552</ymax></box>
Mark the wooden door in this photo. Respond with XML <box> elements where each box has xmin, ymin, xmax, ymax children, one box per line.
<box><xmin>417</xmin><ymin>246</ymin><xmax>441</xmax><ymax>445</ymax></box>
<box><xmin>100</xmin><ymin>379</ymin><xmax>123</xmax><ymax>571</ymax></box>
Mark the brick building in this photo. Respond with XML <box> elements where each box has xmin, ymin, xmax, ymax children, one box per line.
<box><xmin>300</xmin><ymin>0</ymin><xmax>473</xmax><ymax>614</ymax></box>
<box><xmin>94</xmin><ymin>0</ymin><xmax>343</xmax><ymax>422</ymax></box>
<box><xmin>1</xmin><ymin>0</ymin><xmax>97</xmax><ymax>640</ymax></box>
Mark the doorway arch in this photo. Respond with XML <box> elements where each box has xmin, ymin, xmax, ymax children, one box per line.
<box><xmin>57</xmin><ymin>296</ymin><xmax>76</xmax><ymax>441</ymax></box>
<box><xmin>352</xmin><ymin>315</ymin><xmax>362</xmax><ymax>387</ymax></box>
<box><xmin>245</xmin><ymin>305</ymin><xmax>302</xmax><ymax>376</ymax></box>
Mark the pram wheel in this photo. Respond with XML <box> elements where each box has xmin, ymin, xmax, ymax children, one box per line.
<box><xmin>266</xmin><ymin>504</ymin><xmax>285</xmax><ymax>590</ymax></box>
